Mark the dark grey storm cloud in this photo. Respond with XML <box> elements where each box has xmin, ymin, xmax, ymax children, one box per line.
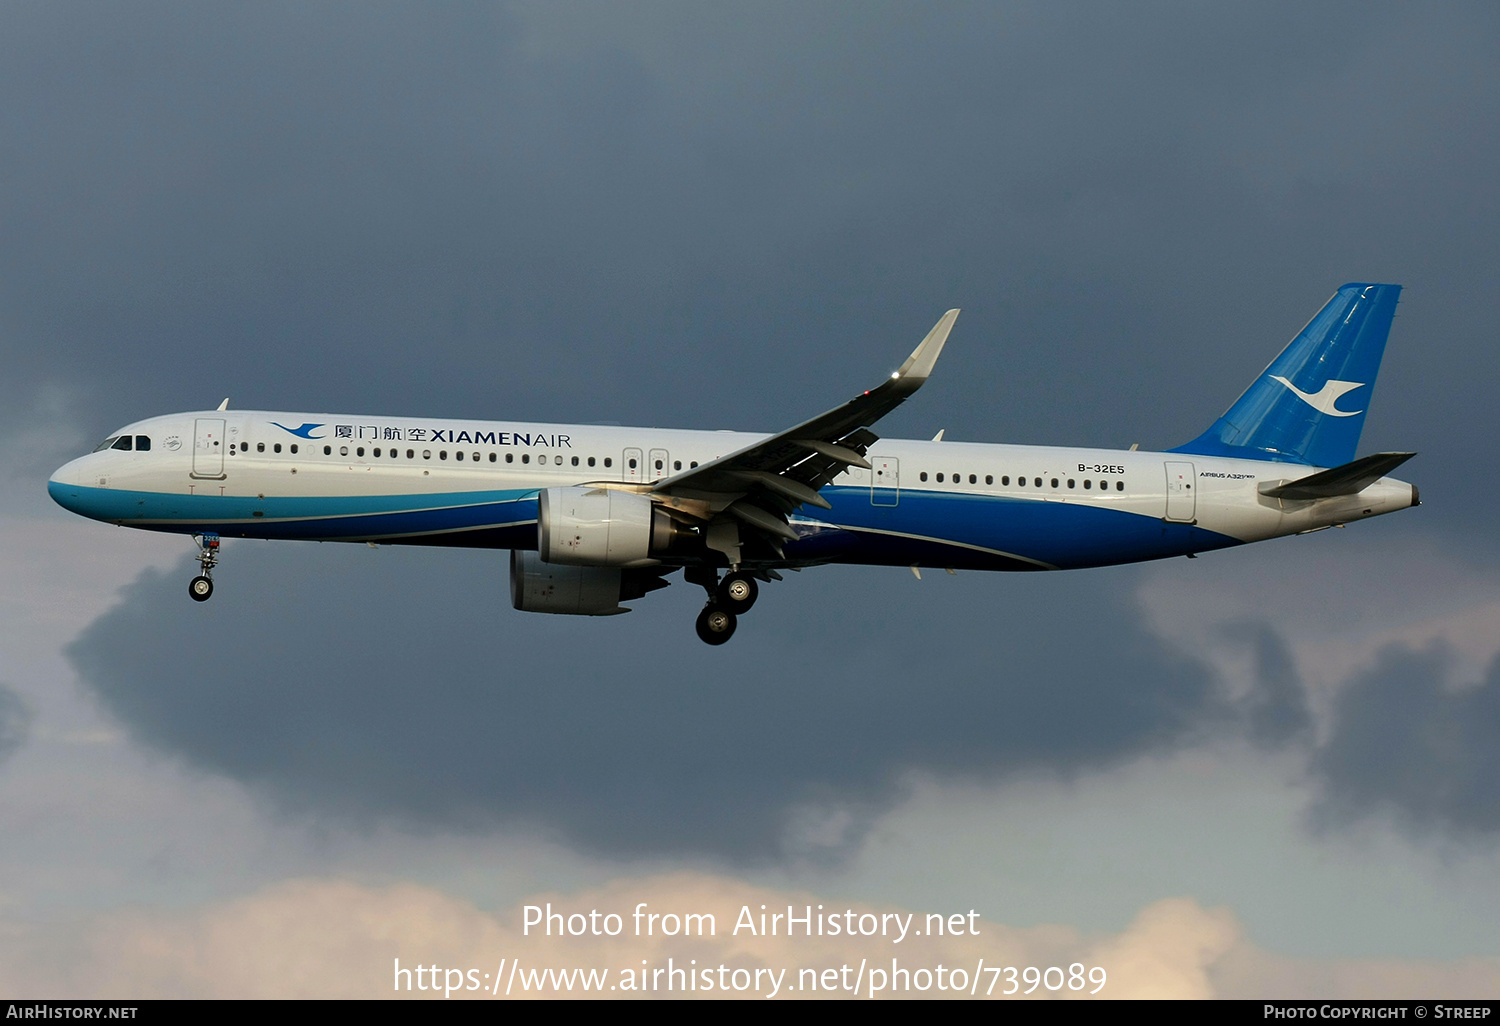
<box><xmin>1314</xmin><ymin>641</ymin><xmax>1500</xmax><ymax>838</ymax></box>
<box><xmin>0</xmin><ymin>683</ymin><xmax>35</xmax><ymax>766</ymax></box>
<box><xmin>1219</xmin><ymin>621</ymin><xmax>1314</xmax><ymax>751</ymax></box>
<box><xmin>67</xmin><ymin>544</ymin><xmax>1216</xmax><ymax>859</ymax></box>
<box><xmin>15</xmin><ymin>3</ymin><xmax>1500</xmax><ymax>854</ymax></box>
<box><xmin>2</xmin><ymin>2</ymin><xmax>1496</xmax><ymax>531</ymax></box>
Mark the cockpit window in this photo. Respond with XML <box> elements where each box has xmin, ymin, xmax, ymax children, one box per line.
<box><xmin>111</xmin><ymin>436</ymin><xmax>134</xmax><ymax>451</ymax></box>
<box><xmin>135</xmin><ymin>435</ymin><xmax>151</xmax><ymax>451</ymax></box>
<box><xmin>93</xmin><ymin>436</ymin><xmax>119</xmax><ymax>452</ymax></box>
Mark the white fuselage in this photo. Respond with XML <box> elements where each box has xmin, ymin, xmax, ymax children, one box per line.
<box><xmin>49</xmin><ymin>410</ymin><xmax>1417</xmax><ymax>573</ymax></box>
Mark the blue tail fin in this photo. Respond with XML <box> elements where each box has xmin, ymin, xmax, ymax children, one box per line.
<box><xmin>1171</xmin><ymin>283</ymin><xmax>1401</xmax><ymax>467</ymax></box>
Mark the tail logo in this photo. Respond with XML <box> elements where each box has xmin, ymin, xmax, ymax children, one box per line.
<box><xmin>1268</xmin><ymin>376</ymin><xmax>1365</xmax><ymax>417</ymax></box>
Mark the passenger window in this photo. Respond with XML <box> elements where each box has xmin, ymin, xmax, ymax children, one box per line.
<box><xmin>455</xmin><ymin>451</ymin><xmax>464</xmax><ymax>461</ymax></box>
<box><xmin>374</xmin><ymin>448</ymin><xmax>382</xmax><ymax>457</ymax></box>
<box><xmin>1084</xmin><ymin>479</ymin><xmax>1092</xmax><ymax>489</ymax></box>
<box><xmin>256</xmin><ymin>442</ymin><xmax>264</xmax><ymax>453</ymax></box>
<box><xmin>587</xmin><ymin>456</ymin><xmax>596</xmax><ymax>467</ymax></box>
<box><xmin>1067</xmin><ymin>479</ymin><xmax>1075</xmax><ymax>488</ymax></box>
<box><xmin>136</xmin><ymin>436</ymin><xmax>152</xmax><ymax>451</ymax></box>
<box><xmin>473</xmin><ymin>452</ymin><xmax>480</xmax><ymax>462</ymax></box>
<box><xmin>522</xmin><ymin>454</ymin><xmax>530</xmax><ymax>464</ymax></box>
<box><xmin>1116</xmin><ymin>481</ymin><xmax>1124</xmax><ymax>491</ymax></box>
<box><xmin>538</xmin><ymin>454</ymin><xmax>546</xmax><ymax>465</ymax></box>
<box><xmin>489</xmin><ymin>453</ymin><xmax>497</xmax><ymax>462</ymax></box>
<box><xmin>654</xmin><ymin>459</ymin><xmax>662</xmax><ymax>470</ymax></box>
<box><xmin>1050</xmin><ymin>478</ymin><xmax>1058</xmax><ymax>488</ymax></box>
<box><xmin>440</xmin><ymin>451</ymin><xmax>448</xmax><ymax>460</ymax></box>
<box><xmin>689</xmin><ymin>461</ymin><xmax>697</xmax><ymax>468</ymax></box>
<box><xmin>274</xmin><ymin>443</ymin><xmax>282</xmax><ymax>453</ymax></box>
<box><xmin>969</xmin><ymin>474</ymin><xmax>977</xmax><ymax>484</ymax></box>
<box><xmin>985</xmin><ymin>475</ymin><xmax>992</xmax><ymax>485</ymax></box>
<box><xmin>423</xmin><ymin>450</ymin><xmax>432</xmax><ymax>459</ymax></box>
<box><xmin>629</xmin><ymin>458</ymin><xmax>637</xmax><ymax>469</ymax></box>
<box><xmin>324</xmin><ymin>445</ymin><xmax>332</xmax><ymax>455</ymax></box>
<box><xmin>406</xmin><ymin>449</ymin><xmax>415</xmax><ymax>459</ymax></box>
<box><xmin>340</xmin><ymin>445</ymin><xmax>349</xmax><ymax>456</ymax></box>
<box><xmin>112</xmin><ymin>436</ymin><xmax>133</xmax><ymax>451</ymax></box>
<box><xmin>1034</xmin><ymin>477</ymin><xmax>1042</xmax><ymax>487</ymax></box>
<box><xmin>604</xmin><ymin>457</ymin><xmax>612</xmax><ymax>468</ymax></box>
<box><xmin>290</xmin><ymin>444</ymin><xmax>298</xmax><ymax>454</ymax></box>
<box><xmin>358</xmin><ymin>447</ymin><xmax>367</xmax><ymax>457</ymax></box>
<box><xmin>936</xmin><ymin>473</ymin><xmax>944</xmax><ymax>482</ymax></box>
<box><xmin>572</xmin><ymin>456</ymin><xmax>580</xmax><ymax>466</ymax></box>
<box><xmin>1002</xmin><ymin>476</ymin><xmax>1009</xmax><ymax>485</ymax></box>
<box><xmin>674</xmin><ymin>460</ymin><xmax>681</xmax><ymax>470</ymax></box>
<box><xmin>920</xmin><ymin>472</ymin><xmax>928</xmax><ymax>482</ymax></box>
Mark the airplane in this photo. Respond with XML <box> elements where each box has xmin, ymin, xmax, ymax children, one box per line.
<box><xmin>48</xmin><ymin>283</ymin><xmax>1418</xmax><ymax>645</ymax></box>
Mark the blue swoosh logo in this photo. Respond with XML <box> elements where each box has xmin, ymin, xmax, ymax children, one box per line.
<box><xmin>270</xmin><ymin>422</ymin><xmax>327</xmax><ymax>439</ymax></box>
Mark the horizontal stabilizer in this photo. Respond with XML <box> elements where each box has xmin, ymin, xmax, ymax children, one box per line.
<box><xmin>1258</xmin><ymin>452</ymin><xmax>1416</xmax><ymax>500</ymax></box>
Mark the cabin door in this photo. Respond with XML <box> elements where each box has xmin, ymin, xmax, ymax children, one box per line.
<box><xmin>870</xmin><ymin>456</ymin><xmax>900</xmax><ymax>506</ymax></box>
<box><xmin>192</xmin><ymin>418</ymin><xmax>226</xmax><ymax>478</ymax></box>
<box><xmin>1164</xmin><ymin>462</ymin><xmax>1196</xmax><ymax>522</ymax></box>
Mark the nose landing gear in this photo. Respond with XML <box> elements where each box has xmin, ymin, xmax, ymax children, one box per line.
<box><xmin>189</xmin><ymin>533</ymin><xmax>220</xmax><ymax>602</ymax></box>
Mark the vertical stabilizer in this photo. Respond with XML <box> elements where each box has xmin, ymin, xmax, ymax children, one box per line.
<box><xmin>1171</xmin><ymin>283</ymin><xmax>1401</xmax><ymax>467</ymax></box>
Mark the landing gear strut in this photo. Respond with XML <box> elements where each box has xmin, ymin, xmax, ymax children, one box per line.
<box><xmin>189</xmin><ymin>533</ymin><xmax>220</xmax><ymax>602</ymax></box>
<box><xmin>686</xmin><ymin>567</ymin><xmax>764</xmax><ymax>645</ymax></box>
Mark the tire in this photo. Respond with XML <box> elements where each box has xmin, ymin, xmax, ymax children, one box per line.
<box><xmin>717</xmin><ymin>572</ymin><xmax>758</xmax><ymax>612</ymax></box>
<box><xmin>189</xmin><ymin>575</ymin><xmax>214</xmax><ymax>602</ymax></box>
<box><xmin>695</xmin><ymin>605</ymin><xmax>737</xmax><ymax>645</ymax></box>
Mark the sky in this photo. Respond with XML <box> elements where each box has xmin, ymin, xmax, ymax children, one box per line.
<box><xmin>1</xmin><ymin>0</ymin><xmax>1498</xmax><ymax>999</ymax></box>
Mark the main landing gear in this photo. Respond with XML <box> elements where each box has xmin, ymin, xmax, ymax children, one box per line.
<box><xmin>688</xmin><ymin>568</ymin><xmax>761</xmax><ymax>645</ymax></box>
<box><xmin>189</xmin><ymin>533</ymin><xmax>220</xmax><ymax>602</ymax></box>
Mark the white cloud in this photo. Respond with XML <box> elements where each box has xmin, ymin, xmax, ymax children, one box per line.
<box><xmin>3</xmin><ymin>873</ymin><xmax>1495</xmax><ymax>999</ymax></box>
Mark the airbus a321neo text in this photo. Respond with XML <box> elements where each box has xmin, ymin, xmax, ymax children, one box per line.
<box><xmin>50</xmin><ymin>283</ymin><xmax>1418</xmax><ymax>644</ymax></box>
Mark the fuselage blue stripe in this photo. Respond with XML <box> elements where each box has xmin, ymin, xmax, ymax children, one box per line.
<box><xmin>47</xmin><ymin>481</ymin><xmax>1240</xmax><ymax>569</ymax></box>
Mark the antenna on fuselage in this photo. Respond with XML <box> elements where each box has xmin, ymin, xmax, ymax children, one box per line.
<box><xmin>217</xmin><ymin>398</ymin><xmax>229</xmax><ymax>411</ymax></box>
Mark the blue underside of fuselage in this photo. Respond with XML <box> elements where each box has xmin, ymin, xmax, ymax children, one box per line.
<box><xmin>47</xmin><ymin>481</ymin><xmax>1241</xmax><ymax>570</ymax></box>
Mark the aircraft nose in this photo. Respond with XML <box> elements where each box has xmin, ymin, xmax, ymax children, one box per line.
<box><xmin>47</xmin><ymin>458</ymin><xmax>90</xmax><ymax>512</ymax></box>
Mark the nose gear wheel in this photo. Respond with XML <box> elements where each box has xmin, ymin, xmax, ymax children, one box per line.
<box><xmin>189</xmin><ymin>533</ymin><xmax>220</xmax><ymax>602</ymax></box>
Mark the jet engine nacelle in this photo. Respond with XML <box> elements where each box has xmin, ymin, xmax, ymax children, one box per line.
<box><xmin>538</xmin><ymin>486</ymin><xmax>681</xmax><ymax>567</ymax></box>
<box><xmin>509</xmin><ymin>549</ymin><xmax>627</xmax><ymax>616</ymax></box>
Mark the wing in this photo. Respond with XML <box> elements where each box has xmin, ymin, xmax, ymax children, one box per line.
<box><xmin>652</xmin><ymin>309</ymin><xmax>959</xmax><ymax>564</ymax></box>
